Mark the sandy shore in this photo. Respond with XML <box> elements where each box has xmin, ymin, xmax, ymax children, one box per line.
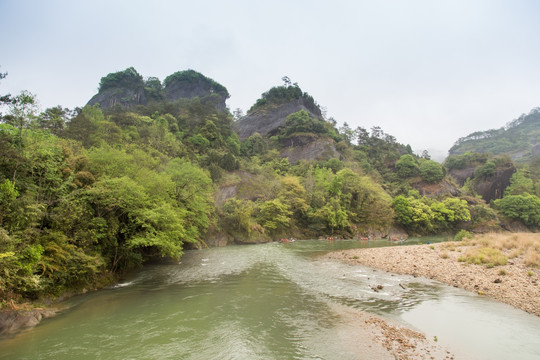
<box><xmin>329</xmin><ymin>303</ymin><xmax>455</xmax><ymax>360</ymax></box>
<box><xmin>324</xmin><ymin>234</ymin><xmax>540</xmax><ymax>317</ymax></box>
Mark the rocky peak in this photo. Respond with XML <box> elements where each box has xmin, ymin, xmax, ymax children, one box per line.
<box><xmin>234</xmin><ymin>97</ymin><xmax>323</xmax><ymax>140</ymax></box>
<box><xmin>447</xmin><ymin>162</ymin><xmax>515</xmax><ymax>202</ymax></box>
<box><xmin>87</xmin><ymin>68</ymin><xmax>229</xmax><ymax>111</ymax></box>
<box><xmin>163</xmin><ymin>70</ymin><xmax>229</xmax><ymax>111</ymax></box>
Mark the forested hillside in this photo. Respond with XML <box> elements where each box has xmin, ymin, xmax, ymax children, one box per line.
<box><xmin>449</xmin><ymin>108</ymin><xmax>540</xmax><ymax>163</ymax></box>
<box><xmin>1</xmin><ymin>68</ymin><xmax>539</xmax><ymax>306</ymax></box>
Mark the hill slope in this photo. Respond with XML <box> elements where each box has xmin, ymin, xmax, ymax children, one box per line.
<box><xmin>449</xmin><ymin>108</ymin><xmax>540</xmax><ymax>163</ymax></box>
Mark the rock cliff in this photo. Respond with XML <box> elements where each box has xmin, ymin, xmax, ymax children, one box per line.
<box><xmin>163</xmin><ymin>70</ymin><xmax>229</xmax><ymax>111</ymax></box>
<box><xmin>233</xmin><ymin>98</ymin><xmax>322</xmax><ymax>140</ymax></box>
<box><xmin>87</xmin><ymin>86</ymin><xmax>147</xmax><ymax>109</ymax></box>
<box><xmin>87</xmin><ymin>68</ymin><xmax>228</xmax><ymax>111</ymax></box>
<box><xmin>280</xmin><ymin>136</ymin><xmax>340</xmax><ymax>164</ymax></box>
<box><xmin>448</xmin><ymin>164</ymin><xmax>515</xmax><ymax>202</ymax></box>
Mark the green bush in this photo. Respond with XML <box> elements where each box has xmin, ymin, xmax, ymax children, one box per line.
<box><xmin>395</xmin><ymin>154</ymin><xmax>419</xmax><ymax>178</ymax></box>
<box><xmin>459</xmin><ymin>247</ymin><xmax>507</xmax><ymax>267</ymax></box>
<box><xmin>494</xmin><ymin>193</ymin><xmax>540</xmax><ymax>226</ymax></box>
<box><xmin>99</xmin><ymin>67</ymin><xmax>143</xmax><ymax>91</ymax></box>
<box><xmin>419</xmin><ymin>160</ymin><xmax>444</xmax><ymax>183</ymax></box>
<box><xmin>454</xmin><ymin>229</ymin><xmax>473</xmax><ymax>241</ymax></box>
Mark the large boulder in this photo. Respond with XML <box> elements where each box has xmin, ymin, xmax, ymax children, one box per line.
<box><xmin>0</xmin><ymin>308</ymin><xmax>57</xmax><ymax>336</ymax></box>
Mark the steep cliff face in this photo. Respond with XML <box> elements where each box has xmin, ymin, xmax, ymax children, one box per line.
<box><xmin>86</xmin><ymin>68</ymin><xmax>228</xmax><ymax>111</ymax></box>
<box><xmin>280</xmin><ymin>136</ymin><xmax>340</xmax><ymax>164</ymax></box>
<box><xmin>233</xmin><ymin>98</ymin><xmax>322</xmax><ymax>140</ymax></box>
<box><xmin>448</xmin><ymin>164</ymin><xmax>515</xmax><ymax>202</ymax></box>
<box><xmin>87</xmin><ymin>86</ymin><xmax>147</xmax><ymax>108</ymax></box>
<box><xmin>474</xmin><ymin>166</ymin><xmax>515</xmax><ymax>202</ymax></box>
<box><xmin>164</xmin><ymin>71</ymin><xmax>228</xmax><ymax>111</ymax></box>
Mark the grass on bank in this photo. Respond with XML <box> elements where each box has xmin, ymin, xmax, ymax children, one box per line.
<box><xmin>450</xmin><ymin>233</ymin><xmax>540</xmax><ymax>268</ymax></box>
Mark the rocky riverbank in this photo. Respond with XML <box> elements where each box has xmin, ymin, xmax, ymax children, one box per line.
<box><xmin>325</xmin><ymin>233</ymin><xmax>540</xmax><ymax>316</ymax></box>
<box><xmin>0</xmin><ymin>307</ymin><xmax>58</xmax><ymax>336</ymax></box>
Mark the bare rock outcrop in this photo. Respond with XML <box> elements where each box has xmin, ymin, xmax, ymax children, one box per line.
<box><xmin>87</xmin><ymin>69</ymin><xmax>228</xmax><ymax>111</ymax></box>
<box><xmin>412</xmin><ymin>179</ymin><xmax>461</xmax><ymax>198</ymax></box>
<box><xmin>234</xmin><ymin>98</ymin><xmax>322</xmax><ymax>140</ymax></box>
<box><xmin>474</xmin><ymin>165</ymin><xmax>515</xmax><ymax>202</ymax></box>
<box><xmin>0</xmin><ymin>308</ymin><xmax>57</xmax><ymax>336</ymax></box>
<box><xmin>447</xmin><ymin>164</ymin><xmax>515</xmax><ymax>202</ymax></box>
<box><xmin>280</xmin><ymin>136</ymin><xmax>340</xmax><ymax>165</ymax></box>
<box><xmin>87</xmin><ymin>86</ymin><xmax>147</xmax><ymax>109</ymax></box>
<box><xmin>164</xmin><ymin>75</ymin><xmax>228</xmax><ymax>111</ymax></box>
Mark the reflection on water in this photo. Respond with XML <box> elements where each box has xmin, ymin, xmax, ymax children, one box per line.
<box><xmin>1</xmin><ymin>238</ymin><xmax>539</xmax><ymax>360</ymax></box>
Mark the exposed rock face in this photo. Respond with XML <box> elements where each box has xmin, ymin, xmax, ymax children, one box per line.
<box><xmin>448</xmin><ymin>164</ymin><xmax>515</xmax><ymax>202</ymax></box>
<box><xmin>447</xmin><ymin>167</ymin><xmax>475</xmax><ymax>187</ymax></box>
<box><xmin>474</xmin><ymin>165</ymin><xmax>515</xmax><ymax>202</ymax></box>
<box><xmin>234</xmin><ymin>98</ymin><xmax>322</xmax><ymax>140</ymax></box>
<box><xmin>87</xmin><ymin>86</ymin><xmax>147</xmax><ymax>109</ymax></box>
<box><xmin>412</xmin><ymin>179</ymin><xmax>460</xmax><ymax>198</ymax></box>
<box><xmin>86</xmin><ymin>69</ymin><xmax>228</xmax><ymax>111</ymax></box>
<box><xmin>164</xmin><ymin>78</ymin><xmax>227</xmax><ymax>111</ymax></box>
<box><xmin>0</xmin><ymin>308</ymin><xmax>57</xmax><ymax>336</ymax></box>
<box><xmin>280</xmin><ymin>136</ymin><xmax>340</xmax><ymax>165</ymax></box>
<box><xmin>532</xmin><ymin>144</ymin><xmax>540</xmax><ymax>157</ymax></box>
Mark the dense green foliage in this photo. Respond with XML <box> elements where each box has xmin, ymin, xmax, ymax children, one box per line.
<box><xmin>444</xmin><ymin>152</ymin><xmax>491</xmax><ymax>170</ymax></box>
<box><xmin>1</xmin><ymin>70</ymin><xmax>537</xmax><ymax>306</ymax></box>
<box><xmin>495</xmin><ymin>194</ymin><xmax>540</xmax><ymax>226</ymax></box>
<box><xmin>99</xmin><ymin>67</ymin><xmax>144</xmax><ymax>92</ymax></box>
<box><xmin>419</xmin><ymin>160</ymin><xmax>445</xmax><ymax>183</ymax></box>
<box><xmin>392</xmin><ymin>191</ymin><xmax>471</xmax><ymax>233</ymax></box>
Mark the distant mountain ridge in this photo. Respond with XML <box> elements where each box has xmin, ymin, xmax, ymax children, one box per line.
<box><xmin>449</xmin><ymin>107</ymin><xmax>540</xmax><ymax>163</ymax></box>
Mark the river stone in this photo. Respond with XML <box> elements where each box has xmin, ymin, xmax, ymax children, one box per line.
<box><xmin>0</xmin><ymin>309</ymin><xmax>57</xmax><ymax>336</ymax></box>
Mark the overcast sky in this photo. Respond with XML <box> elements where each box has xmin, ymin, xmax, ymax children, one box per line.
<box><xmin>2</xmin><ymin>0</ymin><xmax>540</xmax><ymax>160</ymax></box>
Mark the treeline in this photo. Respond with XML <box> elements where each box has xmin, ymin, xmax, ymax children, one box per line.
<box><xmin>0</xmin><ymin>104</ymin><xmax>216</xmax><ymax>302</ymax></box>
<box><xmin>449</xmin><ymin>107</ymin><xmax>540</xmax><ymax>163</ymax></box>
<box><xmin>1</xmin><ymin>69</ymin><xmax>539</xmax><ymax>305</ymax></box>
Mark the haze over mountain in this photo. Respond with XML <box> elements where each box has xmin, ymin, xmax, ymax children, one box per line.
<box><xmin>449</xmin><ymin>108</ymin><xmax>540</xmax><ymax>164</ymax></box>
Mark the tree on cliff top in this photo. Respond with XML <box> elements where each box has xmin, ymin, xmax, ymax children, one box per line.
<box><xmin>163</xmin><ymin>69</ymin><xmax>229</xmax><ymax>99</ymax></box>
<box><xmin>98</xmin><ymin>67</ymin><xmax>144</xmax><ymax>92</ymax></box>
<box><xmin>248</xmin><ymin>82</ymin><xmax>320</xmax><ymax>116</ymax></box>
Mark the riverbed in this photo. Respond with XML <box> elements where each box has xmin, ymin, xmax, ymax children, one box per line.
<box><xmin>1</xmin><ymin>238</ymin><xmax>539</xmax><ymax>359</ymax></box>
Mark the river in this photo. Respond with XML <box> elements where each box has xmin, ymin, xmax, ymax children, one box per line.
<box><xmin>1</xmin><ymin>238</ymin><xmax>539</xmax><ymax>359</ymax></box>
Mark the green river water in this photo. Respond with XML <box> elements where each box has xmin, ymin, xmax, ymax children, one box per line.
<box><xmin>1</xmin><ymin>238</ymin><xmax>539</xmax><ymax>359</ymax></box>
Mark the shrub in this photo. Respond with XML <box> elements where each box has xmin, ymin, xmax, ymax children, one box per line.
<box><xmin>395</xmin><ymin>154</ymin><xmax>419</xmax><ymax>178</ymax></box>
<box><xmin>524</xmin><ymin>248</ymin><xmax>540</xmax><ymax>267</ymax></box>
<box><xmin>454</xmin><ymin>229</ymin><xmax>473</xmax><ymax>241</ymax></box>
<box><xmin>495</xmin><ymin>194</ymin><xmax>540</xmax><ymax>227</ymax></box>
<box><xmin>98</xmin><ymin>67</ymin><xmax>143</xmax><ymax>91</ymax></box>
<box><xmin>419</xmin><ymin>160</ymin><xmax>444</xmax><ymax>183</ymax></box>
<box><xmin>459</xmin><ymin>247</ymin><xmax>507</xmax><ymax>267</ymax></box>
